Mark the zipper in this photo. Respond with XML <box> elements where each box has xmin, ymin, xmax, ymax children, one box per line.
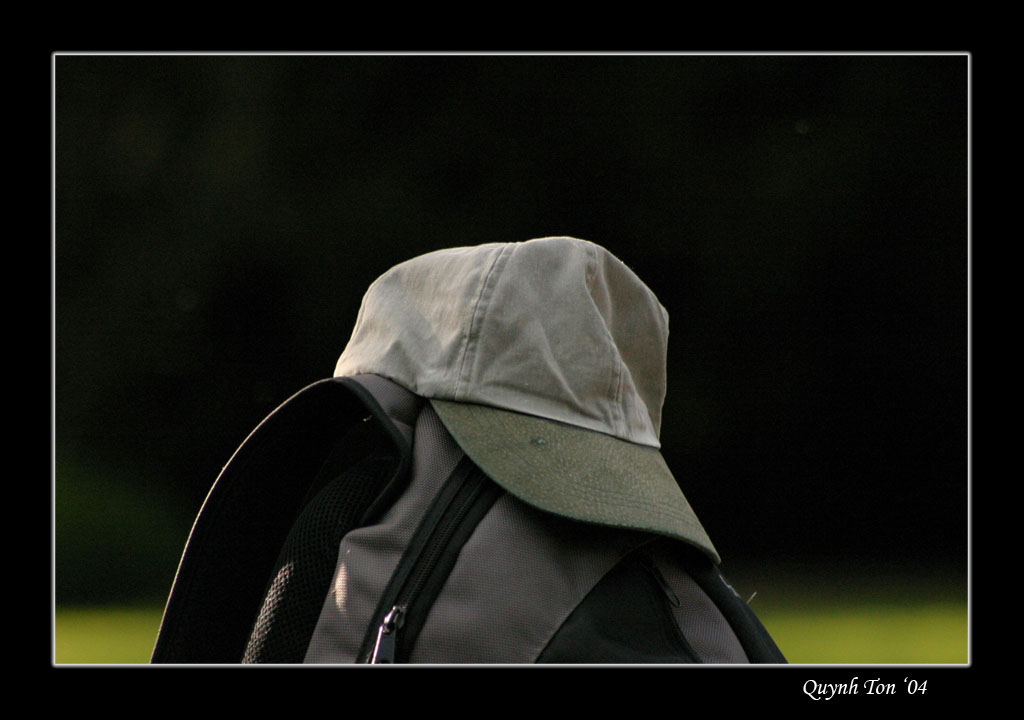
<box><xmin>363</xmin><ymin>456</ymin><xmax>501</xmax><ymax>663</ymax></box>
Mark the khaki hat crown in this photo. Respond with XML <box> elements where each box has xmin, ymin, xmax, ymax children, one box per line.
<box><xmin>335</xmin><ymin>236</ymin><xmax>718</xmax><ymax>562</ymax></box>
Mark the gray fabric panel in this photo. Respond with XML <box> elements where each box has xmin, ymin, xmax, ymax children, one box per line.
<box><xmin>347</xmin><ymin>373</ymin><xmax>420</xmax><ymax>447</ymax></box>
<box><xmin>303</xmin><ymin>379</ymin><xmax>465</xmax><ymax>663</ymax></box>
<box><xmin>409</xmin><ymin>494</ymin><xmax>648</xmax><ymax>664</ymax></box>
<box><xmin>650</xmin><ymin>544</ymin><xmax>749</xmax><ymax>663</ymax></box>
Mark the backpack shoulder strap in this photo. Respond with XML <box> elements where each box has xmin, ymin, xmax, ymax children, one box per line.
<box><xmin>151</xmin><ymin>375</ymin><xmax>422</xmax><ymax>664</ymax></box>
<box><xmin>669</xmin><ymin>542</ymin><xmax>787</xmax><ymax>663</ymax></box>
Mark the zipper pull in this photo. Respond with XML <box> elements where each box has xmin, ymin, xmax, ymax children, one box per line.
<box><xmin>369</xmin><ymin>605</ymin><xmax>405</xmax><ymax>664</ymax></box>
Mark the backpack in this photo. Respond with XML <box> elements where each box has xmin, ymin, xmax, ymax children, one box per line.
<box><xmin>150</xmin><ymin>374</ymin><xmax>786</xmax><ymax>664</ymax></box>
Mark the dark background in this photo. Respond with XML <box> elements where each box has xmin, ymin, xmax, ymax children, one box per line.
<box><xmin>54</xmin><ymin>53</ymin><xmax>968</xmax><ymax>606</ymax></box>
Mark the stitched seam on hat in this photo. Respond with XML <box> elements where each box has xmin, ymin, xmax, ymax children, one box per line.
<box><xmin>453</xmin><ymin>244</ymin><xmax>511</xmax><ymax>400</ymax></box>
<box><xmin>582</xmin><ymin>241</ymin><xmax>626</xmax><ymax>438</ymax></box>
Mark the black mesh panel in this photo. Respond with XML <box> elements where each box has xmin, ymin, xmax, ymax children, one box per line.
<box><xmin>241</xmin><ymin>454</ymin><xmax>395</xmax><ymax>663</ymax></box>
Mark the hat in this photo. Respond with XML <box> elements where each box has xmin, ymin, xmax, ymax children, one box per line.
<box><xmin>335</xmin><ymin>236</ymin><xmax>718</xmax><ymax>562</ymax></box>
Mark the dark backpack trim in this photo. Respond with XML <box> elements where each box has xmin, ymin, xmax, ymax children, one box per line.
<box><xmin>537</xmin><ymin>540</ymin><xmax>787</xmax><ymax>664</ymax></box>
<box><xmin>536</xmin><ymin>543</ymin><xmax>702</xmax><ymax>664</ymax></box>
<box><xmin>151</xmin><ymin>377</ymin><xmax>416</xmax><ymax>664</ymax></box>
<box><xmin>670</xmin><ymin>543</ymin><xmax>788</xmax><ymax>663</ymax></box>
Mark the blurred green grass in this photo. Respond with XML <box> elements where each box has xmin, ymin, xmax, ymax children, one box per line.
<box><xmin>757</xmin><ymin>601</ymin><xmax>967</xmax><ymax>664</ymax></box>
<box><xmin>735</xmin><ymin>562</ymin><xmax>969</xmax><ymax>664</ymax></box>
<box><xmin>54</xmin><ymin>606</ymin><xmax>164</xmax><ymax>664</ymax></box>
<box><xmin>53</xmin><ymin>599</ymin><xmax>968</xmax><ymax>664</ymax></box>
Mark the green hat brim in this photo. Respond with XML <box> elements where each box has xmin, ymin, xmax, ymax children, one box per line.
<box><xmin>430</xmin><ymin>399</ymin><xmax>720</xmax><ymax>564</ymax></box>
